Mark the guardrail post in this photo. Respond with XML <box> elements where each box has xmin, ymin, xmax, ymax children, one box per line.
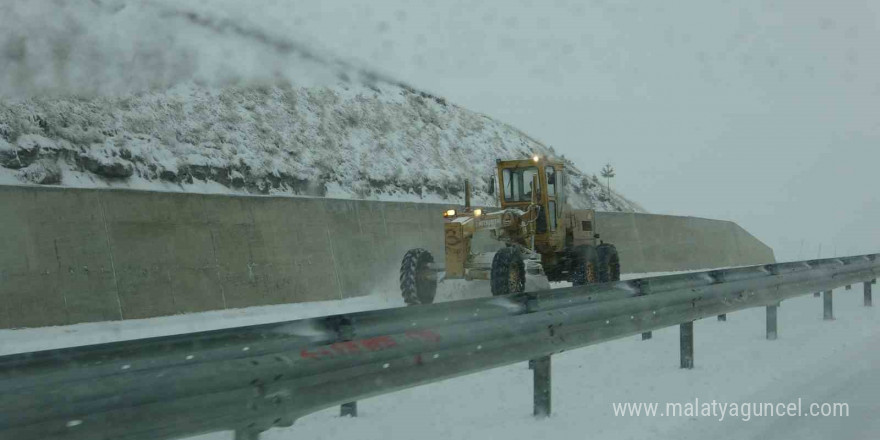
<box><xmin>636</xmin><ymin>281</ymin><xmax>653</xmax><ymax>341</ymax></box>
<box><xmin>234</xmin><ymin>429</ymin><xmax>260</xmax><ymax>440</ymax></box>
<box><xmin>865</xmin><ymin>282</ymin><xmax>873</xmax><ymax>307</ymax></box>
<box><xmin>766</xmin><ymin>304</ymin><xmax>778</xmax><ymax>340</ymax></box>
<box><xmin>717</xmin><ymin>314</ymin><xmax>727</xmax><ymax>321</ymax></box>
<box><xmin>680</xmin><ymin>322</ymin><xmax>694</xmax><ymax>369</ymax></box>
<box><xmin>531</xmin><ymin>356</ymin><xmax>552</xmax><ymax>418</ymax></box>
<box><xmin>340</xmin><ymin>402</ymin><xmax>357</xmax><ymax>417</ymax></box>
<box><xmin>823</xmin><ymin>290</ymin><xmax>834</xmax><ymax>320</ymax></box>
<box><xmin>333</xmin><ymin>317</ymin><xmax>358</xmax><ymax>417</ymax></box>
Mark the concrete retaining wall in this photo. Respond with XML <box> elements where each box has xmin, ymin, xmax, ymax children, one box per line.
<box><xmin>0</xmin><ymin>186</ymin><xmax>773</xmax><ymax>328</ymax></box>
<box><xmin>594</xmin><ymin>212</ymin><xmax>775</xmax><ymax>273</ymax></box>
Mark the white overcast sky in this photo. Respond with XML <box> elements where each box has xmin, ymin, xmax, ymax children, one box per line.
<box><xmin>266</xmin><ymin>0</ymin><xmax>879</xmax><ymax>262</ymax></box>
<box><xmin>3</xmin><ymin>0</ymin><xmax>878</xmax><ymax>262</ymax></box>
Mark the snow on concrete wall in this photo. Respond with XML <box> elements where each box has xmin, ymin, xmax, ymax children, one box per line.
<box><xmin>0</xmin><ymin>186</ymin><xmax>773</xmax><ymax>329</ymax></box>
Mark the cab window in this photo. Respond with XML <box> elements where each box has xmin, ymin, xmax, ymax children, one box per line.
<box><xmin>546</xmin><ymin>167</ymin><xmax>556</xmax><ymax>197</ymax></box>
<box><xmin>502</xmin><ymin>167</ymin><xmax>539</xmax><ymax>202</ymax></box>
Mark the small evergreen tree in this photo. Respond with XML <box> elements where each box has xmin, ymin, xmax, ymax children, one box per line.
<box><xmin>600</xmin><ymin>163</ymin><xmax>615</xmax><ymax>198</ymax></box>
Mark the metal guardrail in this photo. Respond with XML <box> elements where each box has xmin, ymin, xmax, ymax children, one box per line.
<box><xmin>0</xmin><ymin>254</ymin><xmax>877</xmax><ymax>440</ymax></box>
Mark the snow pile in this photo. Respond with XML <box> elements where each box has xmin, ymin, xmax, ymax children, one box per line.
<box><xmin>0</xmin><ymin>0</ymin><xmax>643</xmax><ymax>212</ymax></box>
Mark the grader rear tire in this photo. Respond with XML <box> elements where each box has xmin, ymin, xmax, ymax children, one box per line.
<box><xmin>400</xmin><ymin>248</ymin><xmax>437</xmax><ymax>305</ymax></box>
<box><xmin>491</xmin><ymin>247</ymin><xmax>526</xmax><ymax>296</ymax></box>
<box><xmin>597</xmin><ymin>244</ymin><xmax>621</xmax><ymax>282</ymax></box>
<box><xmin>571</xmin><ymin>245</ymin><xmax>599</xmax><ymax>286</ymax></box>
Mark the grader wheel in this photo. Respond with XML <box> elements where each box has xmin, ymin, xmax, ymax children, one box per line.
<box><xmin>490</xmin><ymin>247</ymin><xmax>526</xmax><ymax>296</ymax></box>
<box><xmin>571</xmin><ymin>245</ymin><xmax>600</xmax><ymax>286</ymax></box>
<box><xmin>597</xmin><ymin>244</ymin><xmax>621</xmax><ymax>282</ymax></box>
<box><xmin>400</xmin><ymin>248</ymin><xmax>438</xmax><ymax>305</ymax></box>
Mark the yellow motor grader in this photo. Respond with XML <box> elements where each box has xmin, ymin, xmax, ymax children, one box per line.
<box><xmin>400</xmin><ymin>155</ymin><xmax>620</xmax><ymax>305</ymax></box>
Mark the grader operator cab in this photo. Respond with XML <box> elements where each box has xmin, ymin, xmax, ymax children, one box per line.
<box><xmin>399</xmin><ymin>155</ymin><xmax>620</xmax><ymax>305</ymax></box>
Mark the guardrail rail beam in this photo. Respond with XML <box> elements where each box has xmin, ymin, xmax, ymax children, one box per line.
<box><xmin>0</xmin><ymin>253</ymin><xmax>877</xmax><ymax>440</ymax></box>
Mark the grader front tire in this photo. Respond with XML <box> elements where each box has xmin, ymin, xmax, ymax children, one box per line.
<box><xmin>490</xmin><ymin>247</ymin><xmax>526</xmax><ymax>296</ymax></box>
<box><xmin>400</xmin><ymin>248</ymin><xmax>437</xmax><ymax>305</ymax></box>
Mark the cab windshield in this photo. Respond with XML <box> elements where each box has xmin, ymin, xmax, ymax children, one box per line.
<box><xmin>502</xmin><ymin>167</ymin><xmax>539</xmax><ymax>202</ymax></box>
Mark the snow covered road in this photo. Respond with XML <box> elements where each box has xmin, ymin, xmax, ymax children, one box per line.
<box><xmin>1</xmin><ymin>280</ymin><xmax>877</xmax><ymax>440</ymax></box>
<box><xmin>676</xmin><ymin>334</ymin><xmax>880</xmax><ymax>440</ymax></box>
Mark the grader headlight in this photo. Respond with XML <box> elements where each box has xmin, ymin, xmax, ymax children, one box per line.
<box><xmin>532</xmin><ymin>155</ymin><xmax>540</xmax><ymax>163</ymax></box>
<box><xmin>444</xmin><ymin>209</ymin><xmax>456</xmax><ymax>217</ymax></box>
<box><xmin>474</xmin><ymin>209</ymin><xmax>483</xmax><ymax>217</ymax></box>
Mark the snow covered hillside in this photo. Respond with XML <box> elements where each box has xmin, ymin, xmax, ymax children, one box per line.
<box><xmin>0</xmin><ymin>83</ymin><xmax>643</xmax><ymax>211</ymax></box>
<box><xmin>0</xmin><ymin>1</ymin><xmax>643</xmax><ymax>211</ymax></box>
